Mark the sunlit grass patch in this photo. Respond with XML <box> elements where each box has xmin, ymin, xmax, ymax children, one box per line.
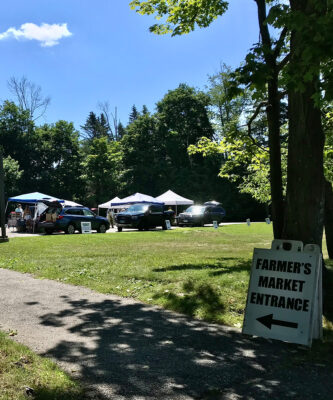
<box><xmin>0</xmin><ymin>331</ymin><xmax>83</xmax><ymax>400</ymax></box>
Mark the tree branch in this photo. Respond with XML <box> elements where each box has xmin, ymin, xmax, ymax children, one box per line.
<box><xmin>255</xmin><ymin>0</ymin><xmax>272</xmax><ymax>54</ymax></box>
<box><xmin>7</xmin><ymin>76</ymin><xmax>50</xmax><ymax>120</ymax></box>
<box><xmin>277</xmin><ymin>53</ymin><xmax>290</xmax><ymax>72</ymax></box>
<box><xmin>246</xmin><ymin>100</ymin><xmax>269</xmax><ymax>152</ymax></box>
<box><xmin>273</xmin><ymin>27</ymin><xmax>288</xmax><ymax>58</ymax></box>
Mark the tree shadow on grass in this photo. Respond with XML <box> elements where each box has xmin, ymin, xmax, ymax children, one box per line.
<box><xmin>153</xmin><ymin>257</ymin><xmax>252</xmax><ymax>277</ymax></box>
<box><xmin>26</xmin><ymin>290</ymin><xmax>333</xmax><ymax>400</ymax></box>
<box><xmin>33</xmin><ymin>385</ymin><xmax>83</xmax><ymax>400</ymax></box>
<box><xmin>153</xmin><ymin>280</ymin><xmax>226</xmax><ymax>321</ymax></box>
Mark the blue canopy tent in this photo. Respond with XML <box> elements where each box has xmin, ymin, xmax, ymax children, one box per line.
<box><xmin>8</xmin><ymin>192</ymin><xmax>64</xmax><ymax>204</ymax></box>
<box><xmin>111</xmin><ymin>192</ymin><xmax>164</xmax><ymax>206</ymax></box>
<box><xmin>7</xmin><ymin>192</ymin><xmax>64</xmax><ymax>233</ymax></box>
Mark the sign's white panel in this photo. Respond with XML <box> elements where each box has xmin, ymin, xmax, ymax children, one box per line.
<box><xmin>81</xmin><ymin>221</ymin><xmax>92</xmax><ymax>234</ymax></box>
<box><xmin>243</xmin><ymin>244</ymin><xmax>321</xmax><ymax>346</ymax></box>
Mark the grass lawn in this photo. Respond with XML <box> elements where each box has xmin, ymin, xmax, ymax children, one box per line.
<box><xmin>0</xmin><ymin>331</ymin><xmax>83</xmax><ymax>400</ymax></box>
<box><xmin>0</xmin><ymin>223</ymin><xmax>332</xmax><ymax>393</ymax></box>
<box><xmin>1</xmin><ymin>223</ymin><xmax>332</xmax><ymax>331</ymax></box>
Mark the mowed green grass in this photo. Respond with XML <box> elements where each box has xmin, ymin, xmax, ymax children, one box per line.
<box><xmin>0</xmin><ymin>223</ymin><xmax>332</xmax><ymax>394</ymax></box>
<box><xmin>0</xmin><ymin>331</ymin><xmax>83</xmax><ymax>400</ymax></box>
<box><xmin>1</xmin><ymin>223</ymin><xmax>332</xmax><ymax>331</ymax></box>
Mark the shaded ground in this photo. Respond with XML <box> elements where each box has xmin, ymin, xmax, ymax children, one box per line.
<box><xmin>0</xmin><ymin>268</ymin><xmax>332</xmax><ymax>400</ymax></box>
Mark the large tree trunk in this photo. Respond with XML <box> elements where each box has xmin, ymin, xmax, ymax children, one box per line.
<box><xmin>255</xmin><ymin>0</ymin><xmax>284</xmax><ymax>239</ymax></box>
<box><xmin>267</xmin><ymin>76</ymin><xmax>284</xmax><ymax>239</ymax></box>
<box><xmin>325</xmin><ymin>179</ymin><xmax>333</xmax><ymax>258</ymax></box>
<box><xmin>283</xmin><ymin>0</ymin><xmax>326</xmax><ymax>247</ymax></box>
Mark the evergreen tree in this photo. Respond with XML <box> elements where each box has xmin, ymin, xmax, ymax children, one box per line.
<box><xmin>81</xmin><ymin>112</ymin><xmax>109</xmax><ymax>141</ymax></box>
<box><xmin>129</xmin><ymin>105</ymin><xmax>139</xmax><ymax>123</ymax></box>
<box><xmin>99</xmin><ymin>113</ymin><xmax>111</xmax><ymax>138</ymax></box>
<box><xmin>81</xmin><ymin>112</ymin><xmax>99</xmax><ymax>140</ymax></box>
<box><xmin>117</xmin><ymin>122</ymin><xmax>126</xmax><ymax>139</ymax></box>
<box><xmin>81</xmin><ymin>137</ymin><xmax>123</xmax><ymax>206</ymax></box>
<box><xmin>142</xmin><ymin>105</ymin><xmax>149</xmax><ymax>115</ymax></box>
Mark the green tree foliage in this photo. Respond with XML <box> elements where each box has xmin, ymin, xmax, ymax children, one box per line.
<box><xmin>81</xmin><ymin>137</ymin><xmax>124</xmax><ymax>206</ymax></box>
<box><xmin>206</xmin><ymin>64</ymin><xmax>245</xmax><ymax>140</ymax></box>
<box><xmin>130</xmin><ymin>0</ymin><xmax>333</xmax><ymax>247</ymax></box>
<box><xmin>3</xmin><ymin>156</ymin><xmax>22</xmax><ymax>196</ymax></box>
<box><xmin>0</xmin><ymin>101</ymin><xmax>37</xmax><ymax>192</ymax></box>
<box><xmin>121</xmin><ymin>84</ymin><xmax>265</xmax><ymax>219</ymax></box>
<box><xmin>34</xmin><ymin>121</ymin><xmax>83</xmax><ymax>200</ymax></box>
<box><xmin>129</xmin><ymin>105</ymin><xmax>140</xmax><ymax>123</ymax></box>
<box><xmin>142</xmin><ymin>105</ymin><xmax>149</xmax><ymax>115</ymax></box>
<box><xmin>81</xmin><ymin>112</ymin><xmax>110</xmax><ymax>141</ymax></box>
<box><xmin>156</xmin><ymin>84</ymin><xmax>214</xmax><ymax>152</ymax></box>
<box><xmin>123</xmin><ymin>84</ymin><xmax>216</xmax><ymax>197</ymax></box>
<box><xmin>117</xmin><ymin>122</ymin><xmax>127</xmax><ymax>139</ymax></box>
<box><xmin>122</xmin><ymin>113</ymin><xmax>161</xmax><ymax>195</ymax></box>
<box><xmin>189</xmin><ymin>66</ymin><xmax>281</xmax><ymax>206</ymax></box>
<box><xmin>0</xmin><ymin>85</ymin><xmax>266</xmax><ymax>219</ymax></box>
<box><xmin>0</xmin><ymin>102</ymin><xmax>84</xmax><ymax>200</ymax></box>
<box><xmin>130</xmin><ymin>0</ymin><xmax>228</xmax><ymax>35</ymax></box>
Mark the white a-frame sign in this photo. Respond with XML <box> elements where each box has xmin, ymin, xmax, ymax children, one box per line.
<box><xmin>242</xmin><ymin>240</ymin><xmax>322</xmax><ymax>346</ymax></box>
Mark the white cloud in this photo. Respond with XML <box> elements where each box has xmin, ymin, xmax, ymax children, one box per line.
<box><xmin>0</xmin><ymin>23</ymin><xmax>72</xmax><ymax>47</ymax></box>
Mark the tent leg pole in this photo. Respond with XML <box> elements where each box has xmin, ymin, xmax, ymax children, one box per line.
<box><xmin>33</xmin><ymin>202</ymin><xmax>37</xmax><ymax>234</ymax></box>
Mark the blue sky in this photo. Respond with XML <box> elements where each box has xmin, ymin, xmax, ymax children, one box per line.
<box><xmin>0</xmin><ymin>0</ymin><xmax>259</xmax><ymax>130</ymax></box>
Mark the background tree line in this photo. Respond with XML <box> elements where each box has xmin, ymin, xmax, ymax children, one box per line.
<box><xmin>0</xmin><ymin>77</ymin><xmax>266</xmax><ymax>221</ymax></box>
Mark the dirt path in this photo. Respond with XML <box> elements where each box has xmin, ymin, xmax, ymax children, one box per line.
<box><xmin>0</xmin><ymin>268</ymin><xmax>331</xmax><ymax>399</ymax></box>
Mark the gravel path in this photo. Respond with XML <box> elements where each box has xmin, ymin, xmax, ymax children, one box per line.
<box><xmin>0</xmin><ymin>268</ymin><xmax>332</xmax><ymax>399</ymax></box>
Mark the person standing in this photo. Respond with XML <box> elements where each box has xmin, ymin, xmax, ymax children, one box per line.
<box><xmin>15</xmin><ymin>204</ymin><xmax>23</xmax><ymax>216</ymax></box>
<box><xmin>23</xmin><ymin>206</ymin><xmax>31</xmax><ymax>220</ymax></box>
<box><xmin>107</xmin><ymin>209</ymin><xmax>115</xmax><ymax>228</ymax></box>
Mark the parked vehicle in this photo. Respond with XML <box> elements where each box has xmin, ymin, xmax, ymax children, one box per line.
<box><xmin>177</xmin><ymin>204</ymin><xmax>226</xmax><ymax>227</ymax></box>
<box><xmin>115</xmin><ymin>203</ymin><xmax>174</xmax><ymax>232</ymax></box>
<box><xmin>38</xmin><ymin>205</ymin><xmax>110</xmax><ymax>234</ymax></box>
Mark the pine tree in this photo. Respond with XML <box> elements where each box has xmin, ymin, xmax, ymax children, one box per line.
<box><xmin>129</xmin><ymin>105</ymin><xmax>139</xmax><ymax>123</ymax></box>
<box><xmin>81</xmin><ymin>112</ymin><xmax>100</xmax><ymax>140</ymax></box>
<box><xmin>142</xmin><ymin>105</ymin><xmax>149</xmax><ymax>115</ymax></box>
<box><xmin>81</xmin><ymin>112</ymin><xmax>110</xmax><ymax>141</ymax></box>
<box><xmin>117</xmin><ymin>122</ymin><xmax>126</xmax><ymax>139</ymax></box>
<box><xmin>99</xmin><ymin>113</ymin><xmax>110</xmax><ymax>137</ymax></box>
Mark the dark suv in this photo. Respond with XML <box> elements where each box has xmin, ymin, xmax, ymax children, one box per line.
<box><xmin>38</xmin><ymin>206</ymin><xmax>110</xmax><ymax>234</ymax></box>
<box><xmin>178</xmin><ymin>204</ymin><xmax>226</xmax><ymax>227</ymax></box>
<box><xmin>115</xmin><ymin>203</ymin><xmax>174</xmax><ymax>232</ymax></box>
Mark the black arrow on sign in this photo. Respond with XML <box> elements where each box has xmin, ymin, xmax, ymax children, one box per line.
<box><xmin>256</xmin><ymin>314</ymin><xmax>298</xmax><ymax>330</ymax></box>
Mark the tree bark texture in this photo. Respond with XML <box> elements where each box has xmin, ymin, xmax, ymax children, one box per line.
<box><xmin>283</xmin><ymin>0</ymin><xmax>326</xmax><ymax>247</ymax></box>
<box><xmin>266</xmin><ymin>76</ymin><xmax>284</xmax><ymax>239</ymax></box>
<box><xmin>255</xmin><ymin>0</ymin><xmax>284</xmax><ymax>239</ymax></box>
<box><xmin>325</xmin><ymin>179</ymin><xmax>333</xmax><ymax>258</ymax></box>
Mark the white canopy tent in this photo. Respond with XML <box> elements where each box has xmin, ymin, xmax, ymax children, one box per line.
<box><xmin>156</xmin><ymin>190</ymin><xmax>193</xmax><ymax>215</ymax></box>
<box><xmin>111</xmin><ymin>193</ymin><xmax>163</xmax><ymax>206</ymax></box>
<box><xmin>98</xmin><ymin>196</ymin><xmax>122</xmax><ymax>211</ymax></box>
<box><xmin>63</xmin><ymin>199</ymin><xmax>83</xmax><ymax>207</ymax></box>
